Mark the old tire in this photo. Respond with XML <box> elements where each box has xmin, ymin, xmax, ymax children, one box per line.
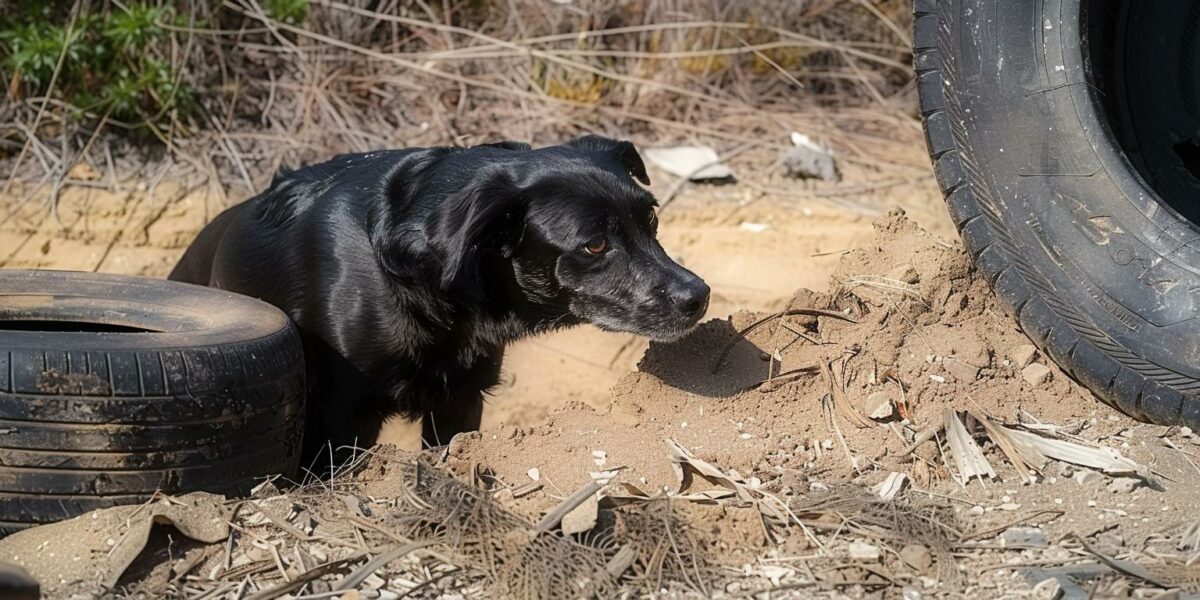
<box><xmin>915</xmin><ymin>0</ymin><xmax>1200</xmax><ymax>427</ymax></box>
<box><xmin>0</xmin><ymin>270</ymin><xmax>304</xmax><ymax>533</ymax></box>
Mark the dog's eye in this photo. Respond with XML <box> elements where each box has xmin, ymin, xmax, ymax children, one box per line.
<box><xmin>584</xmin><ymin>236</ymin><xmax>608</xmax><ymax>255</ymax></box>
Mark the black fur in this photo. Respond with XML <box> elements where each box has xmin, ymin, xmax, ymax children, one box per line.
<box><xmin>170</xmin><ymin>136</ymin><xmax>709</xmax><ymax>463</ymax></box>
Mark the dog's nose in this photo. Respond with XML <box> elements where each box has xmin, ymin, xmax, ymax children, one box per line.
<box><xmin>669</xmin><ymin>278</ymin><xmax>711</xmax><ymax>319</ymax></box>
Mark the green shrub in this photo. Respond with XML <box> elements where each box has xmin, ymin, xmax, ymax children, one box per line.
<box><xmin>0</xmin><ymin>2</ymin><xmax>192</xmax><ymax>130</ymax></box>
<box><xmin>265</xmin><ymin>0</ymin><xmax>310</xmax><ymax>24</ymax></box>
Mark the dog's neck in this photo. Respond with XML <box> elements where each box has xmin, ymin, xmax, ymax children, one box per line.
<box><xmin>374</xmin><ymin>260</ymin><xmax>577</xmax><ymax>369</ymax></box>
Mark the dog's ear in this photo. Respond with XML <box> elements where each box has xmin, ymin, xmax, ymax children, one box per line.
<box><xmin>567</xmin><ymin>135</ymin><xmax>651</xmax><ymax>186</ymax></box>
<box><xmin>431</xmin><ymin>167</ymin><xmax>527</xmax><ymax>295</ymax></box>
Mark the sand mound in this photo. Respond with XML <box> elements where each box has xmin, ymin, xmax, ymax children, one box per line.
<box><xmin>448</xmin><ymin>209</ymin><xmax>1114</xmax><ymax>494</ymax></box>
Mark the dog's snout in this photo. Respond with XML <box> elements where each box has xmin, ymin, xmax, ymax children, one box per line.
<box><xmin>669</xmin><ymin>277</ymin><xmax>711</xmax><ymax>319</ymax></box>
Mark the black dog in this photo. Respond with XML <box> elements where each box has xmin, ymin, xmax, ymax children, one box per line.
<box><xmin>170</xmin><ymin>136</ymin><xmax>710</xmax><ymax>463</ymax></box>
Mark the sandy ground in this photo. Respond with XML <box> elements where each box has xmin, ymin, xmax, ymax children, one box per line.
<box><xmin>6</xmin><ymin>185</ymin><xmax>1200</xmax><ymax>598</ymax></box>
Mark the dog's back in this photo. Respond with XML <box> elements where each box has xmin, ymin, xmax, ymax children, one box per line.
<box><xmin>168</xmin><ymin>201</ymin><xmax>248</xmax><ymax>286</ymax></box>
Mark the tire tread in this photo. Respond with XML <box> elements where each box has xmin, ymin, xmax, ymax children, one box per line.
<box><xmin>914</xmin><ymin>0</ymin><xmax>1200</xmax><ymax>429</ymax></box>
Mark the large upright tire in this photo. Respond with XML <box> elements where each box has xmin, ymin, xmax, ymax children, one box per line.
<box><xmin>915</xmin><ymin>0</ymin><xmax>1200</xmax><ymax>426</ymax></box>
<box><xmin>0</xmin><ymin>270</ymin><xmax>305</xmax><ymax>533</ymax></box>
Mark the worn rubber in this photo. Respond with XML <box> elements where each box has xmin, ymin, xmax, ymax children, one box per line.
<box><xmin>0</xmin><ymin>270</ymin><xmax>305</xmax><ymax>530</ymax></box>
<box><xmin>915</xmin><ymin>0</ymin><xmax>1200</xmax><ymax>427</ymax></box>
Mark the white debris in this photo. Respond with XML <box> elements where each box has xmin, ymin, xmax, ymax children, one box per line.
<box><xmin>874</xmin><ymin>471</ymin><xmax>908</xmax><ymax>501</ymax></box>
<box><xmin>643</xmin><ymin>146</ymin><xmax>733</xmax><ymax>180</ymax></box>
<box><xmin>782</xmin><ymin>132</ymin><xmax>838</xmax><ymax>181</ymax></box>
<box><xmin>848</xmin><ymin>541</ymin><xmax>881</xmax><ymax>561</ymax></box>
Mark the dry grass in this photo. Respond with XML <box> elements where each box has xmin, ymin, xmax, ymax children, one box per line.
<box><xmin>0</xmin><ymin>0</ymin><xmax>918</xmax><ymax>203</ymax></box>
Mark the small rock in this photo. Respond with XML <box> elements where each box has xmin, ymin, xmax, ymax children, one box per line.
<box><xmin>848</xmin><ymin>541</ymin><xmax>880</xmax><ymax>561</ymax></box>
<box><xmin>1000</xmin><ymin>527</ymin><xmax>1048</xmax><ymax>548</ymax></box>
<box><xmin>945</xmin><ymin>358</ymin><xmax>980</xmax><ymax>382</ymax></box>
<box><xmin>1108</xmin><ymin>477</ymin><xmax>1141</xmax><ymax>494</ymax></box>
<box><xmin>245</xmin><ymin>546</ymin><xmax>271</xmax><ymax>562</ymax></box>
<box><xmin>899</xmin><ymin>544</ymin><xmax>933</xmax><ymax>572</ymax></box>
<box><xmin>864</xmin><ymin>392</ymin><xmax>896</xmax><ymax>421</ymax></box>
<box><xmin>967</xmin><ymin>505</ymin><xmax>985</xmax><ymax>517</ymax></box>
<box><xmin>1010</xmin><ymin>344</ymin><xmax>1039</xmax><ymax>368</ymax></box>
<box><xmin>902</xmin><ymin>588</ymin><xmax>923</xmax><ymax>600</ymax></box>
<box><xmin>1074</xmin><ymin>470</ymin><xmax>1101</xmax><ymax>485</ymax></box>
<box><xmin>887</xmin><ymin>264</ymin><xmax>920</xmax><ymax>285</ymax></box>
<box><xmin>1031</xmin><ymin>577</ymin><xmax>1063</xmax><ymax>600</ymax></box>
<box><xmin>1022</xmin><ymin>363</ymin><xmax>1053</xmax><ymax>386</ymax></box>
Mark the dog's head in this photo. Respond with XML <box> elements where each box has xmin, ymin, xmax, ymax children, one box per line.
<box><xmin>425</xmin><ymin>135</ymin><xmax>710</xmax><ymax>341</ymax></box>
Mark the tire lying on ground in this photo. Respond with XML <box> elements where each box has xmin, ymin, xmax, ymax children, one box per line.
<box><xmin>915</xmin><ymin>0</ymin><xmax>1200</xmax><ymax>426</ymax></box>
<box><xmin>0</xmin><ymin>270</ymin><xmax>304</xmax><ymax>534</ymax></box>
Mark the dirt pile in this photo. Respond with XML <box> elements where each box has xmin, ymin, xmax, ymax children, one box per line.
<box><xmin>448</xmin><ymin>208</ymin><xmax>1112</xmax><ymax>494</ymax></box>
<box><xmin>430</xmin><ymin>209</ymin><xmax>1200</xmax><ymax>596</ymax></box>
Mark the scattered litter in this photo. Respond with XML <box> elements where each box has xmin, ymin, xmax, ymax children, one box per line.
<box><xmin>739</xmin><ymin>222</ymin><xmax>769</xmax><ymax>233</ymax></box>
<box><xmin>874</xmin><ymin>472</ymin><xmax>908</xmax><ymax>501</ymax></box>
<box><xmin>1031</xmin><ymin>577</ymin><xmax>1063</xmax><ymax>600</ymax></box>
<box><xmin>1000</xmin><ymin>527</ymin><xmax>1048</xmax><ymax>549</ymax></box>
<box><xmin>527</xmin><ymin>467</ymin><xmax>541</xmax><ymax>481</ymax></box>
<box><xmin>643</xmin><ymin>146</ymin><xmax>733</xmax><ymax>181</ymax></box>
<box><xmin>945</xmin><ymin>411</ymin><xmax>996</xmax><ymax>484</ymax></box>
<box><xmin>780</xmin><ymin>132</ymin><xmax>838</xmax><ymax>181</ymax></box>
<box><xmin>664</xmin><ymin>439</ymin><xmax>798</xmax><ymax>543</ymax></box>
<box><xmin>511</xmin><ymin>481</ymin><xmax>543</xmax><ymax>498</ymax></box>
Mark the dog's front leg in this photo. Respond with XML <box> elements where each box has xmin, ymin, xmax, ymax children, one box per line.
<box><xmin>420</xmin><ymin>395</ymin><xmax>483</xmax><ymax>448</ymax></box>
<box><xmin>419</xmin><ymin>350</ymin><xmax>501</xmax><ymax>448</ymax></box>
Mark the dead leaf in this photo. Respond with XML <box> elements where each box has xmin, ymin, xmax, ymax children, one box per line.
<box><xmin>945</xmin><ymin>411</ymin><xmax>996</xmax><ymax>484</ymax></box>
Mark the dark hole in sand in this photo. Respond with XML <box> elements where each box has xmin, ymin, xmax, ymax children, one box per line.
<box><xmin>636</xmin><ymin>319</ymin><xmax>772</xmax><ymax>398</ymax></box>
